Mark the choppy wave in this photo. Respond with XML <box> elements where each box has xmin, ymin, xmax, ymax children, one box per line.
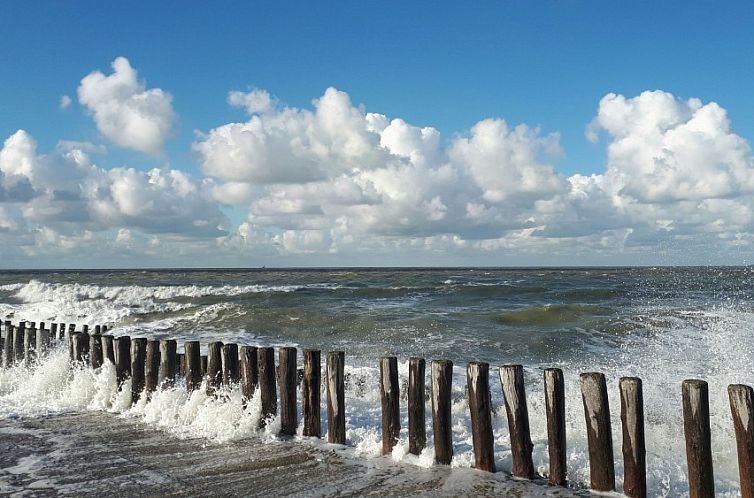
<box><xmin>494</xmin><ymin>304</ymin><xmax>614</xmax><ymax>326</ymax></box>
<box><xmin>0</xmin><ymin>280</ymin><xmax>343</xmax><ymax>327</ymax></box>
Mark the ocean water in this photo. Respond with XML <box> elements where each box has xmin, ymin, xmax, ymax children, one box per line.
<box><xmin>0</xmin><ymin>267</ymin><xmax>752</xmax><ymax>496</ymax></box>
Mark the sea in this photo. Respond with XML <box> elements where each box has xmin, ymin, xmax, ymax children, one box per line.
<box><xmin>0</xmin><ymin>267</ymin><xmax>751</xmax><ymax>496</ymax></box>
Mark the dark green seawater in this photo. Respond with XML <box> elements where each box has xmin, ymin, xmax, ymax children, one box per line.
<box><xmin>0</xmin><ymin>267</ymin><xmax>752</xmax><ymax>496</ymax></box>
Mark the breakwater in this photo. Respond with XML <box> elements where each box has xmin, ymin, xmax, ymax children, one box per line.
<box><xmin>1</xmin><ymin>318</ymin><xmax>751</xmax><ymax>497</ymax></box>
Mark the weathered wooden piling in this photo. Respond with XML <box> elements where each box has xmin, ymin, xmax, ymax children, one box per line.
<box><xmin>729</xmin><ymin>384</ymin><xmax>754</xmax><ymax>498</ymax></box>
<box><xmin>24</xmin><ymin>326</ymin><xmax>37</xmax><ymax>362</ymax></box>
<box><xmin>68</xmin><ymin>324</ymin><xmax>75</xmax><ymax>336</ymax></box>
<box><xmin>93</xmin><ymin>325</ymin><xmax>101</xmax><ymax>335</ymax></box>
<box><xmin>239</xmin><ymin>345</ymin><xmax>258</xmax><ymax>403</ymax></box>
<box><xmin>58</xmin><ymin>323</ymin><xmax>65</xmax><ymax>340</ymax></box>
<box><xmin>50</xmin><ymin>323</ymin><xmax>58</xmax><ymax>341</ymax></box>
<box><xmin>221</xmin><ymin>343</ymin><xmax>240</xmax><ymax>386</ymax></box>
<box><xmin>14</xmin><ymin>322</ymin><xmax>25</xmax><ymax>363</ymax></box>
<box><xmin>408</xmin><ymin>357</ymin><xmax>426</xmax><ymax>455</ymax></box>
<box><xmin>620</xmin><ymin>377</ymin><xmax>647</xmax><ymax>498</ymax></box>
<box><xmin>130</xmin><ymin>338</ymin><xmax>147</xmax><ymax>402</ymax></box>
<box><xmin>380</xmin><ymin>356</ymin><xmax>400</xmax><ymax>455</ymax></box>
<box><xmin>184</xmin><ymin>341</ymin><xmax>202</xmax><ymax>392</ymax></box>
<box><xmin>467</xmin><ymin>361</ymin><xmax>495</xmax><ymax>472</ymax></box>
<box><xmin>71</xmin><ymin>332</ymin><xmax>87</xmax><ymax>363</ymax></box>
<box><xmin>89</xmin><ymin>332</ymin><xmax>103</xmax><ymax>369</ymax></box>
<box><xmin>145</xmin><ymin>340</ymin><xmax>160</xmax><ymax>394</ymax></box>
<box><xmin>302</xmin><ymin>349</ymin><xmax>321</xmax><ymax>437</ymax></box>
<box><xmin>3</xmin><ymin>325</ymin><xmax>13</xmax><ymax>367</ymax></box>
<box><xmin>101</xmin><ymin>334</ymin><xmax>115</xmax><ymax>365</ymax></box>
<box><xmin>500</xmin><ymin>364</ymin><xmax>534</xmax><ymax>479</ymax></box>
<box><xmin>114</xmin><ymin>336</ymin><xmax>131</xmax><ymax>384</ymax></box>
<box><xmin>206</xmin><ymin>341</ymin><xmax>223</xmax><ymax>396</ymax></box>
<box><xmin>327</xmin><ymin>351</ymin><xmax>346</xmax><ymax>444</ymax></box>
<box><xmin>544</xmin><ymin>368</ymin><xmax>567</xmax><ymax>486</ymax></box>
<box><xmin>580</xmin><ymin>372</ymin><xmax>615</xmax><ymax>492</ymax></box>
<box><xmin>279</xmin><ymin>347</ymin><xmax>298</xmax><ymax>436</ymax></box>
<box><xmin>36</xmin><ymin>327</ymin><xmax>50</xmax><ymax>356</ymax></box>
<box><xmin>432</xmin><ymin>359</ymin><xmax>453</xmax><ymax>465</ymax></box>
<box><xmin>80</xmin><ymin>330</ymin><xmax>90</xmax><ymax>359</ymax></box>
<box><xmin>159</xmin><ymin>339</ymin><xmax>177</xmax><ymax>387</ymax></box>
<box><xmin>257</xmin><ymin>347</ymin><xmax>277</xmax><ymax>425</ymax></box>
<box><xmin>682</xmin><ymin>379</ymin><xmax>714</xmax><ymax>498</ymax></box>
<box><xmin>201</xmin><ymin>354</ymin><xmax>207</xmax><ymax>376</ymax></box>
<box><xmin>177</xmin><ymin>353</ymin><xmax>185</xmax><ymax>378</ymax></box>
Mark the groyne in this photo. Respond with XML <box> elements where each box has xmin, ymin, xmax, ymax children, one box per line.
<box><xmin>1</xmin><ymin>319</ymin><xmax>751</xmax><ymax>498</ymax></box>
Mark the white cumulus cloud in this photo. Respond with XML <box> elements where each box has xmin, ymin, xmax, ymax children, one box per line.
<box><xmin>78</xmin><ymin>57</ymin><xmax>175</xmax><ymax>155</ymax></box>
<box><xmin>590</xmin><ymin>90</ymin><xmax>754</xmax><ymax>203</ymax></box>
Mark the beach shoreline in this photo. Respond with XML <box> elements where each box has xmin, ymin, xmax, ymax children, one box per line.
<box><xmin>0</xmin><ymin>410</ymin><xmax>585</xmax><ymax>497</ymax></box>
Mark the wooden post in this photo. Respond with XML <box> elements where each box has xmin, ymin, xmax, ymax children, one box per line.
<box><xmin>729</xmin><ymin>384</ymin><xmax>754</xmax><ymax>498</ymax></box>
<box><xmin>36</xmin><ymin>328</ymin><xmax>50</xmax><ymax>356</ymax></box>
<box><xmin>327</xmin><ymin>351</ymin><xmax>346</xmax><ymax>444</ymax></box>
<box><xmin>544</xmin><ymin>368</ymin><xmax>567</xmax><ymax>486</ymax></box>
<box><xmin>206</xmin><ymin>341</ymin><xmax>223</xmax><ymax>396</ymax></box>
<box><xmin>467</xmin><ymin>362</ymin><xmax>495</xmax><ymax>472</ymax></box>
<box><xmin>130</xmin><ymin>338</ymin><xmax>146</xmax><ymax>402</ymax></box>
<box><xmin>499</xmin><ymin>364</ymin><xmax>534</xmax><ymax>479</ymax></box>
<box><xmin>68</xmin><ymin>324</ymin><xmax>75</xmax><ymax>336</ymax></box>
<box><xmin>580</xmin><ymin>372</ymin><xmax>615</xmax><ymax>491</ymax></box>
<box><xmin>145</xmin><ymin>340</ymin><xmax>160</xmax><ymax>394</ymax></box>
<box><xmin>24</xmin><ymin>326</ymin><xmax>37</xmax><ymax>363</ymax></box>
<box><xmin>302</xmin><ymin>349</ymin><xmax>321</xmax><ymax>437</ymax></box>
<box><xmin>80</xmin><ymin>330</ymin><xmax>90</xmax><ymax>361</ymax></box>
<box><xmin>101</xmin><ymin>335</ymin><xmax>115</xmax><ymax>365</ymax></box>
<box><xmin>50</xmin><ymin>323</ymin><xmax>58</xmax><ymax>342</ymax></box>
<box><xmin>0</xmin><ymin>323</ymin><xmax>5</xmax><ymax>366</ymax></box>
<box><xmin>408</xmin><ymin>357</ymin><xmax>426</xmax><ymax>455</ymax></box>
<box><xmin>114</xmin><ymin>336</ymin><xmax>131</xmax><ymax>384</ymax></box>
<box><xmin>682</xmin><ymin>379</ymin><xmax>714</xmax><ymax>498</ymax></box>
<box><xmin>184</xmin><ymin>341</ymin><xmax>202</xmax><ymax>392</ymax></box>
<box><xmin>89</xmin><ymin>333</ymin><xmax>103</xmax><ymax>369</ymax></box>
<box><xmin>221</xmin><ymin>343</ymin><xmax>240</xmax><ymax>386</ymax></box>
<box><xmin>58</xmin><ymin>323</ymin><xmax>65</xmax><ymax>340</ymax></box>
<box><xmin>14</xmin><ymin>322</ymin><xmax>25</xmax><ymax>363</ymax></box>
<box><xmin>432</xmin><ymin>359</ymin><xmax>453</xmax><ymax>465</ymax></box>
<box><xmin>380</xmin><ymin>356</ymin><xmax>400</xmax><ymax>455</ymax></box>
<box><xmin>159</xmin><ymin>339</ymin><xmax>177</xmax><ymax>388</ymax></box>
<box><xmin>239</xmin><ymin>345</ymin><xmax>258</xmax><ymax>403</ymax></box>
<box><xmin>257</xmin><ymin>347</ymin><xmax>277</xmax><ymax>426</ymax></box>
<box><xmin>94</xmin><ymin>325</ymin><xmax>101</xmax><ymax>335</ymax></box>
<box><xmin>620</xmin><ymin>377</ymin><xmax>647</xmax><ymax>498</ymax></box>
<box><xmin>3</xmin><ymin>325</ymin><xmax>13</xmax><ymax>367</ymax></box>
<box><xmin>201</xmin><ymin>354</ymin><xmax>208</xmax><ymax>376</ymax></box>
<box><xmin>72</xmin><ymin>332</ymin><xmax>88</xmax><ymax>363</ymax></box>
<box><xmin>279</xmin><ymin>347</ymin><xmax>298</xmax><ymax>436</ymax></box>
<box><xmin>177</xmin><ymin>353</ymin><xmax>185</xmax><ymax>378</ymax></box>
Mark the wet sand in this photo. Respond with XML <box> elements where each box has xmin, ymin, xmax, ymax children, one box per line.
<box><xmin>0</xmin><ymin>411</ymin><xmax>588</xmax><ymax>497</ymax></box>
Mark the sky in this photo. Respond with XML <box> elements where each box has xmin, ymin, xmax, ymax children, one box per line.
<box><xmin>1</xmin><ymin>1</ymin><xmax>754</xmax><ymax>268</ymax></box>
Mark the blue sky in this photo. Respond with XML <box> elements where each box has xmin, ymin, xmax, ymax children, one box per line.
<box><xmin>1</xmin><ymin>1</ymin><xmax>754</xmax><ymax>267</ymax></box>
